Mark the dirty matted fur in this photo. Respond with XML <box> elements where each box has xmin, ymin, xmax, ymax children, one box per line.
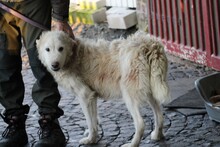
<box><xmin>36</xmin><ymin>30</ymin><xmax>171</xmax><ymax>147</ymax></box>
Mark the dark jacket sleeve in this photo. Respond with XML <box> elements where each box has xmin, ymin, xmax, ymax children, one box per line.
<box><xmin>50</xmin><ymin>0</ymin><xmax>70</xmax><ymax>21</ymax></box>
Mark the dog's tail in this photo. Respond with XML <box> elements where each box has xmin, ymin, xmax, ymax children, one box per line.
<box><xmin>149</xmin><ymin>42</ymin><xmax>171</xmax><ymax>104</ymax></box>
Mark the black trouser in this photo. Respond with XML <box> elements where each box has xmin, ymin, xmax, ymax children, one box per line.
<box><xmin>0</xmin><ymin>0</ymin><xmax>63</xmax><ymax>118</ymax></box>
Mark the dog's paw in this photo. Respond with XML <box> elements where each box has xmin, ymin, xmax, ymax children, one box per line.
<box><xmin>150</xmin><ymin>130</ymin><xmax>164</xmax><ymax>140</ymax></box>
<box><xmin>79</xmin><ymin>136</ymin><xmax>96</xmax><ymax>145</ymax></box>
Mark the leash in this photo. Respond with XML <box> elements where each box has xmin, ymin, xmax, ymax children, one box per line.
<box><xmin>0</xmin><ymin>2</ymin><xmax>49</xmax><ymax>30</ymax></box>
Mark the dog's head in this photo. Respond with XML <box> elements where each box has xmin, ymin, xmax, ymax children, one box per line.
<box><xmin>36</xmin><ymin>31</ymin><xmax>77</xmax><ymax>72</ymax></box>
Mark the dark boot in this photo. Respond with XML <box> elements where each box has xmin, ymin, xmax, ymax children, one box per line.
<box><xmin>0</xmin><ymin>114</ymin><xmax>28</xmax><ymax>147</ymax></box>
<box><xmin>33</xmin><ymin>115</ymin><xmax>66</xmax><ymax>147</ymax></box>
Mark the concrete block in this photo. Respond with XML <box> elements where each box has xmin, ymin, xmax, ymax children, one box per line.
<box><xmin>107</xmin><ymin>8</ymin><xmax>137</xmax><ymax>29</ymax></box>
<box><xmin>76</xmin><ymin>7</ymin><xmax>106</xmax><ymax>24</ymax></box>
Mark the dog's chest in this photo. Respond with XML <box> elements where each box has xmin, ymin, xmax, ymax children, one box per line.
<box><xmin>52</xmin><ymin>71</ymin><xmax>75</xmax><ymax>90</ymax></box>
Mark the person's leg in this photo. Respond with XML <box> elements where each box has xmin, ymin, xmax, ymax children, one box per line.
<box><xmin>0</xmin><ymin>5</ymin><xmax>29</xmax><ymax>146</ymax></box>
<box><xmin>19</xmin><ymin>0</ymin><xmax>64</xmax><ymax>119</ymax></box>
<box><xmin>18</xmin><ymin>0</ymin><xmax>65</xmax><ymax>146</ymax></box>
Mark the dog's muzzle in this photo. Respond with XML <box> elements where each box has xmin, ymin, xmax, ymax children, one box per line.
<box><xmin>51</xmin><ymin>62</ymin><xmax>60</xmax><ymax>71</ymax></box>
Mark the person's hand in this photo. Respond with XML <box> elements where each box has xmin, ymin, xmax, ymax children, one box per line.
<box><xmin>51</xmin><ymin>20</ymin><xmax>75</xmax><ymax>39</ymax></box>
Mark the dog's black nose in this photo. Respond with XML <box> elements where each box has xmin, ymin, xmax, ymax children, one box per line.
<box><xmin>52</xmin><ymin>62</ymin><xmax>59</xmax><ymax>68</ymax></box>
<box><xmin>51</xmin><ymin>62</ymin><xmax>60</xmax><ymax>71</ymax></box>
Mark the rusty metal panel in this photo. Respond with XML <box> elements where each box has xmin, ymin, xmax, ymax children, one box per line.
<box><xmin>148</xmin><ymin>0</ymin><xmax>220</xmax><ymax>70</ymax></box>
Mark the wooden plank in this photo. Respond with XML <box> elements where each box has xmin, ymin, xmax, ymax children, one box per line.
<box><xmin>147</xmin><ymin>0</ymin><xmax>153</xmax><ymax>34</ymax></box>
<box><xmin>162</xmin><ymin>0</ymin><xmax>168</xmax><ymax>40</ymax></box>
<box><xmin>208</xmin><ymin>0</ymin><xmax>216</xmax><ymax>55</ymax></box>
<box><xmin>180</xmin><ymin>0</ymin><xmax>186</xmax><ymax>45</ymax></box>
<box><xmin>197</xmin><ymin>0</ymin><xmax>205</xmax><ymax>50</ymax></box>
<box><xmin>152</xmin><ymin>0</ymin><xmax>158</xmax><ymax>36</ymax></box>
<box><xmin>157</xmin><ymin>0</ymin><xmax>163</xmax><ymax>38</ymax></box>
<box><xmin>202</xmin><ymin>0</ymin><xmax>212</xmax><ymax>65</ymax></box>
<box><xmin>191</xmin><ymin>0</ymin><xmax>199</xmax><ymax>49</ymax></box>
<box><xmin>185</xmin><ymin>0</ymin><xmax>193</xmax><ymax>46</ymax></box>
<box><xmin>167</xmin><ymin>0</ymin><xmax>174</xmax><ymax>41</ymax></box>
<box><xmin>216</xmin><ymin>0</ymin><xmax>220</xmax><ymax>44</ymax></box>
<box><xmin>173</xmin><ymin>0</ymin><xmax>180</xmax><ymax>43</ymax></box>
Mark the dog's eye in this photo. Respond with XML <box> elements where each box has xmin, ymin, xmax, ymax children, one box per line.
<box><xmin>45</xmin><ymin>48</ymin><xmax>50</xmax><ymax>52</ymax></box>
<box><xmin>58</xmin><ymin>47</ymin><xmax>64</xmax><ymax>52</ymax></box>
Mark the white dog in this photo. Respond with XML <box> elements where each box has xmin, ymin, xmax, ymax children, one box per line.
<box><xmin>36</xmin><ymin>30</ymin><xmax>170</xmax><ymax>147</ymax></box>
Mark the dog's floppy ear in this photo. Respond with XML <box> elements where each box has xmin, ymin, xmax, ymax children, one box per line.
<box><xmin>36</xmin><ymin>31</ymin><xmax>48</xmax><ymax>49</ymax></box>
<box><xmin>69</xmin><ymin>38</ymin><xmax>78</xmax><ymax>57</ymax></box>
<box><xmin>36</xmin><ymin>39</ymin><xmax>40</xmax><ymax>49</ymax></box>
<box><xmin>71</xmin><ymin>39</ymin><xmax>78</xmax><ymax>49</ymax></box>
<box><xmin>36</xmin><ymin>37</ymin><xmax>43</xmax><ymax>50</ymax></box>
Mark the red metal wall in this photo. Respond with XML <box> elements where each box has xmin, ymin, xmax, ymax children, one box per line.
<box><xmin>147</xmin><ymin>0</ymin><xmax>220</xmax><ymax>70</ymax></box>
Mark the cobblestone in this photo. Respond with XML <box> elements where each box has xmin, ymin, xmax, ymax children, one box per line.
<box><xmin>0</xmin><ymin>23</ymin><xmax>220</xmax><ymax>147</ymax></box>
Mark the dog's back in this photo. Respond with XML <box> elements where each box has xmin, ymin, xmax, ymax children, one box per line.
<box><xmin>75</xmin><ymin>31</ymin><xmax>170</xmax><ymax>104</ymax></box>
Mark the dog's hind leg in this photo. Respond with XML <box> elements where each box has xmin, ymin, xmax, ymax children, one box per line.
<box><xmin>147</xmin><ymin>95</ymin><xmax>164</xmax><ymax>140</ymax></box>
<box><xmin>78</xmin><ymin>91</ymin><xmax>98</xmax><ymax>145</ymax></box>
<box><xmin>121</xmin><ymin>91</ymin><xmax>145</xmax><ymax>147</ymax></box>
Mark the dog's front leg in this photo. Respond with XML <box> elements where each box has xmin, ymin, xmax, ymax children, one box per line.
<box><xmin>66</xmin><ymin>76</ymin><xmax>98</xmax><ymax>144</ymax></box>
<box><xmin>77</xmin><ymin>89</ymin><xmax>98</xmax><ymax>145</ymax></box>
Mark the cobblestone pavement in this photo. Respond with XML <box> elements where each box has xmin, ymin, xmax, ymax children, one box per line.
<box><xmin>0</xmin><ymin>27</ymin><xmax>220</xmax><ymax>147</ymax></box>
